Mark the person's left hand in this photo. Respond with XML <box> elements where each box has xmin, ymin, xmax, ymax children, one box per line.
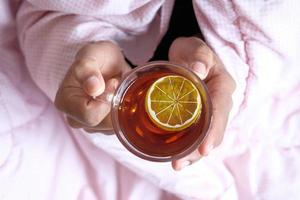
<box><xmin>168</xmin><ymin>37</ymin><xmax>236</xmax><ymax>170</ymax></box>
<box><xmin>54</xmin><ymin>41</ymin><xmax>131</xmax><ymax>133</ymax></box>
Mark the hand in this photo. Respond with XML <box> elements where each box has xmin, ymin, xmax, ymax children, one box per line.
<box><xmin>55</xmin><ymin>41</ymin><xmax>131</xmax><ymax>132</ymax></box>
<box><xmin>168</xmin><ymin>37</ymin><xmax>236</xmax><ymax>170</ymax></box>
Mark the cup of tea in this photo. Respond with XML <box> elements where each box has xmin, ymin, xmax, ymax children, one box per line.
<box><xmin>111</xmin><ymin>61</ymin><xmax>212</xmax><ymax>162</ymax></box>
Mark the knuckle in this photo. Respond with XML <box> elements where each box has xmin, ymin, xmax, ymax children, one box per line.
<box><xmin>82</xmin><ymin>113</ymin><xmax>100</xmax><ymax>127</ymax></box>
<box><xmin>190</xmin><ymin>36</ymin><xmax>206</xmax><ymax>46</ymax></box>
<box><xmin>220</xmin><ymin>70</ymin><xmax>236</xmax><ymax>95</ymax></box>
<box><xmin>194</xmin><ymin>44</ymin><xmax>213</xmax><ymax>58</ymax></box>
<box><xmin>74</xmin><ymin>59</ymin><xmax>93</xmax><ymax>67</ymax></box>
<box><xmin>73</xmin><ymin>59</ymin><xmax>95</xmax><ymax>72</ymax></box>
<box><xmin>193</xmin><ymin>48</ymin><xmax>215</xmax><ymax>67</ymax></box>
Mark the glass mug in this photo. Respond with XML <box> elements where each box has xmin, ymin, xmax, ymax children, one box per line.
<box><xmin>111</xmin><ymin>61</ymin><xmax>212</xmax><ymax>162</ymax></box>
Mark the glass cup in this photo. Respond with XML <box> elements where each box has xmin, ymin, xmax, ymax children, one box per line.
<box><xmin>111</xmin><ymin>61</ymin><xmax>212</xmax><ymax>162</ymax></box>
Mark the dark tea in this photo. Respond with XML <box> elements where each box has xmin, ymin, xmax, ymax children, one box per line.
<box><xmin>112</xmin><ymin>62</ymin><xmax>212</xmax><ymax>161</ymax></box>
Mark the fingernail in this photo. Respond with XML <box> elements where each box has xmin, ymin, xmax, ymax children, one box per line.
<box><xmin>84</xmin><ymin>76</ymin><xmax>104</xmax><ymax>95</ymax></box>
<box><xmin>191</xmin><ymin>62</ymin><xmax>207</xmax><ymax>80</ymax></box>
<box><xmin>180</xmin><ymin>160</ymin><xmax>191</xmax><ymax>169</ymax></box>
<box><xmin>86</xmin><ymin>75</ymin><xmax>99</xmax><ymax>86</ymax></box>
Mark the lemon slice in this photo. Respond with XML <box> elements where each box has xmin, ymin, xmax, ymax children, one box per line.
<box><xmin>145</xmin><ymin>75</ymin><xmax>202</xmax><ymax>131</ymax></box>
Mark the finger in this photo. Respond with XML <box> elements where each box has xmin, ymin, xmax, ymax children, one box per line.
<box><xmin>169</xmin><ymin>37</ymin><xmax>215</xmax><ymax>67</ymax></box>
<box><xmin>198</xmin><ymin>73</ymin><xmax>235</xmax><ymax>155</ymax></box>
<box><xmin>82</xmin><ymin>78</ymin><xmax>119</xmax><ymax>132</ymax></box>
<box><xmin>171</xmin><ymin>94</ymin><xmax>232</xmax><ymax>171</ymax></box>
<box><xmin>190</xmin><ymin>61</ymin><xmax>209</xmax><ymax>80</ymax></box>
<box><xmin>76</xmin><ymin>41</ymin><xmax>129</xmax><ymax>78</ymax></box>
<box><xmin>72</xmin><ymin>58</ymin><xmax>105</xmax><ymax>97</ymax></box>
<box><xmin>198</xmin><ymin>101</ymin><xmax>230</xmax><ymax>155</ymax></box>
<box><xmin>93</xmin><ymin>78</ymin><xmax>119</xmax><ymax>103</ymax></box>
<box><xmin>172</xmin><ymin>149</ymin><xmax>203</xmax><ymax>171</ymax></box>
<box><xmin>81</xmin><ymin>78</ymin><xmax>117</xmax><ymax>126</ymax></box>
<box><xmin>72</xmin><ymin>41</ymin><xmax>123</xmax><ymax>97</ymax></box>
<box><xmin>56</xmin><ymin>78</ymin><xmax>117</xmax><ymax>126</ymax></box>
<box><xmin>169</xmin><ymin>37</ymin><xmax>215</xmax><ymax>80</ymax></box>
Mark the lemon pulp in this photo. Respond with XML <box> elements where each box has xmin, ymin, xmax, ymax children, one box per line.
<box><xmin>145</xmin><ymin>75</ymin><xmax>202</xmax><ymax>131</ymax></box>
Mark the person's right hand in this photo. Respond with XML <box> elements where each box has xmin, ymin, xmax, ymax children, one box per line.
<box><xmin>55</xmin><ymin>41</ymin><xmax>131</xmax><ymax>132</ymax></box>
<box><xmin>168</xmin><ymin>37</ymin><xmax>236</xmax><ymax>170</ymax></box>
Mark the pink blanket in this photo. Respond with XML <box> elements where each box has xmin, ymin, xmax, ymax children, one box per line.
<box><xmin>1</xmin><ymin>0</ymin><xmax>300</xmax><ymax>199</ymax></box>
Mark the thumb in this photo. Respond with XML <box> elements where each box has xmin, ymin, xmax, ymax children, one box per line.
<box><xmin>94</xmin><ymin>77</ymin><xmax>119</xmax><ymax>103</ymax></box>
<box><xmin>72</xmin><ymin>58</ymin><xmax>105</xmax><ymax>97</ymax></box>
<box><xmin>83</xmin><ymin>74</ymin><xmax>105</xmax><ymax>97</ymax></box>
<box><xmin>169</xmin><ymin>37</ymin><xmax>215</xmax><ymax>80</ymax></box>
<box><xmin>190</xmin><ymin>61</ymin><xmax>209</xmax><ymax>80</ymax></box>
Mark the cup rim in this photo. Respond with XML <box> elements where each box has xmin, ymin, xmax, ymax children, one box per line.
<box><xmin>111</xmin><ymin>61</ymin><xmax>212</xmax><ymax>162</ymax></box>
